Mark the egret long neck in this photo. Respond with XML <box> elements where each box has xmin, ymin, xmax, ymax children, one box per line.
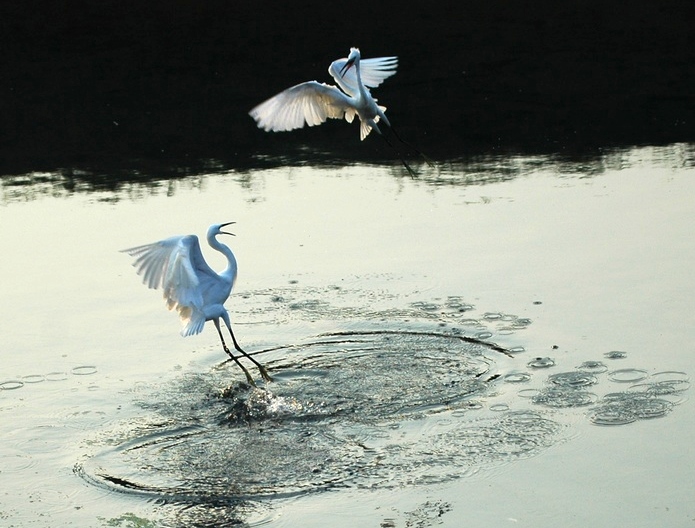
<box><xmin>353</xmin><ymin>59</ymin><xmax>367</xmax><ymax>99</ymax></box>
<box><xmin>209</xmin><ymin>234</ymin><xmax>238</xmax><ymax>283</ymax></box>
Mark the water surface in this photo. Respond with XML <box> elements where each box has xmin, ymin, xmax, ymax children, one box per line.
<box><xmin>1</xmin><ymin>144</ymin><xmax>694</xmax><ymax>527</ymax></box>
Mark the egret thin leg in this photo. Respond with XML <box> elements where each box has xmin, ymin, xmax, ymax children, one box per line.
<box><xmin>214</xmin><ymin>320</ymin><xmax>256</xmax><ymax>385</ymax></box>
<box><xmin>380</xmin><ymin>133</ymin><xmax>418</xmax><ymax>178</ymax></box>
<box><xmin>388</xmin><ymin>125</ymin><xmax>434</xmax><ymax>167</ymax></box>
<box><xmin>225</xmin><ymin>321</ymin><xmax>273</xmax><ymax>382</ymax></box>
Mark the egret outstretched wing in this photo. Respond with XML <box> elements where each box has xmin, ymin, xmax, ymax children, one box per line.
<box><xmin>122</xmin><ymin>235</ymin><xmax>215</xmax><ymax>335</ymax></box>
<box><xmin>249</xmin><ymin>81</ymin><xmax>355</xmax><ymax>132</ymax></box>
<box><xmin>329</xmin><ymin>56</ymin><xmax>398</xmax><ymax>94</ymax></box>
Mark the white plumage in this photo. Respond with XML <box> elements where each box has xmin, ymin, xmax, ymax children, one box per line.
<box><xmin>249</xmin><ymin>48</ymin><xmax>398</xmax><ymax>141</ymax></box>
<box><xmin>122</xmin><ymin>222</ymin><xmax>271</xmax><ymax>384</ymax></box>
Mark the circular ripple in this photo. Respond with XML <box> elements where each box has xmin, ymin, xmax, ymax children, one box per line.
<box><xmin>46</xmin><ymin>371</ymin><xmax>69</xmax><ymax>382</ymax></box>
<box><xmin>504</xmin><ymin>372</ymin><xmax>531</xmax><ymax>383</ymax></box>
<box><xmin>577</xmin><ymin>361</ymin><xmax>608</xmax><ymax>373</ymax></box>
<box><xmin>532</xmin><ymin>387</ymin><xmax>598</xmax><ymax>408</ymax></box>
<box><xmin>547</xmin><ymin>371</ymin><xmax>598</xmax><ymax>388</ymax></box>
<box><xmin>629</xmin><ymin>380</ymin><xmax>691</xmax><ymax>396</ymax></box>
<box><xmin>21</xmin><ymin>374</ymin><xmax>46</xmax><ymax>384</ymax></box>
<box><xmin>589</xmin><ymin>391</ymin><xmax>676</xmax><ymax>426</ymax></box>
<box><xmin>527</xmin><ymin>357</ymin><xmax>555</xmax><ymax>369</ymax></box>
<box><xmin>589</xmin><ymin>406</ymin><xmax>638</xmax><ymax>426</ymax></box>
<box><xmin>71</xmin><ymin>366</ymin><xmax>97</xmax><ymax>376</ymax></box>
<box><xmin>79</xmin><ymin>331</ymin><xmax>561</xmax><ymax>513</ymax></box>
<box><xmin>607</xmin><ymin>369</ymin><xmax>648</xmax><ymax>383</ymax></box>
<box><xmin>0</xmin><ymin>380</ymin><xmax>24</xmax><ymax>390</ymax></box>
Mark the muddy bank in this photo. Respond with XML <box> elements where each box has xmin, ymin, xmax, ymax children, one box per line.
<box><xmin>2</xmin><ymin>0</ymin><xmax>694</xmax><ymax>174</ymax></box>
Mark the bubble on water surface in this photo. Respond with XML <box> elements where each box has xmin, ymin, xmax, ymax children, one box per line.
<box><xmin>604</xmin><ymin>350</ymin><xmax>627</xmax><ymax>359</ymax></box>
<box><xmin>577</xmin><ymin>361</ymin><xmax>608</xmax><ymax>373</ymax></box>
<box><xmin>527</xmin><ymin>357</ymin><xmax>555</xmax><ymax>369</ymax></box>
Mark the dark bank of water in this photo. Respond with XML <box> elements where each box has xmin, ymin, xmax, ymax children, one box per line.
<box><xmin>2</xmin><ymin>0</ymin><xmax>694</xmax><ymax>174</ymax></box>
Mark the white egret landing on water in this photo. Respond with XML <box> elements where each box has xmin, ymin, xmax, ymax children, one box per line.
<box><xmin>121</xmin><ymin>222</ymin><xmax>271</xmax><ymax>385</ymax></box>
<box><xmin>249</xmin><ymin>47</ymin><xmax>424</xmax><ymax>176</ymax></box>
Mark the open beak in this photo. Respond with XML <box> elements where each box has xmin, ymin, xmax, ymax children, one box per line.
<box><xmin>220</xmin><ymin>221</ymin><xmax>236</xmax><ymax>236</ymax></box>
<box><xmin>339</xmin><ymin>58</ymin><xmax>355</xmax><ymax>77</ymax></box>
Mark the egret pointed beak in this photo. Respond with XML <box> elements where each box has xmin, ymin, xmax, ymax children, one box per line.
<box><xmin>220</xmin><ymin>221</ymin><xmax>236</xmax><ymax>236</ymax></box>
<box><xmin>339</xmin><ymin>58</ymin><xmax>355</xmax><ymax>77</ymax></box>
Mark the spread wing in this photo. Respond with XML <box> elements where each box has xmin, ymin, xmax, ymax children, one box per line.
<box><xmin>122</xmin><ymin>235</ymin><xmax>215</xmax><ymax>336</ymax></box>
<box><xmin>249</xmin><ymin>81</ymin><xmax>355</xmax><ymax>132</ymax></box>
<box><xmin>329</xmin><ymin>56</ymin><xmax>398</xmax><ymax>94</ymax></box>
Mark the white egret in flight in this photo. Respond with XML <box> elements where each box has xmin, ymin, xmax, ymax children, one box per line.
<box><xmin>250</xmin><ymin>47</ymin><xmax>396</xmax><ymax>140</ymax></box>
<box><xmin>249</xmin><ymin>47</ymin><xmax>420</xmax><ymax>176</ymax></box>
<box><xmin>121</xmin><ymin>222</ymin><xmax>272</xmax><ymax>385</ymax></box>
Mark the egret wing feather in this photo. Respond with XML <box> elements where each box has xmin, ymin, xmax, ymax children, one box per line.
<box><xmin>249</xmin><ymin>81</ymin><xmax>351</xmax><ymax>132</ymax></box>
<box><xmin>122</xmin><ymin>235</ymin><xmax>215</xmax><ymax>335</ymax></box>
<box><xmin>329</xmin><ymin>56</ymin><xmax>398</xmax><ymax>93</ymax></box>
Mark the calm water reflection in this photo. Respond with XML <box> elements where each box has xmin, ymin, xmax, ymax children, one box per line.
<box><xmin>3</xmin><ymin>143</ymin><xmax>694</xmax><ymax>203</ymax></box>
<box><xmin>1</xmin><ymin>144</ymin><xmax>694</xmax><ymax>527</ymax></box>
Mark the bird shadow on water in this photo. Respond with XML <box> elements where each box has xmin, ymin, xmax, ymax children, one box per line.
<box><xmin>75</xmin><ymin>296</ymin><xmax>690</xmax><ymax>527</ymax></box>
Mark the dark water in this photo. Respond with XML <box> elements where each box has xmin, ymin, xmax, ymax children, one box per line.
<box><xmin>3</xmin><ymin>0</ymin><xmax>694</xmax><ymax>176</ymax></box>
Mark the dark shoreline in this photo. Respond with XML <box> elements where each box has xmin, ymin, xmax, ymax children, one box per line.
<box><xmin>2</xmin><ymin>0</ymin><xmax>694</xmax><ymax>175</ymax></box>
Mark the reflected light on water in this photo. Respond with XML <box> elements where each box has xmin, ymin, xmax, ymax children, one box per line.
<box><xmin>0</xmin><ymin>143</ymin><xmax>694</xmax><ymax>527</ymax></box>
<box><xmin>2</xmin><ymin>143</ymin><xmax>694</xmax><ymax>203</ymax></box>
